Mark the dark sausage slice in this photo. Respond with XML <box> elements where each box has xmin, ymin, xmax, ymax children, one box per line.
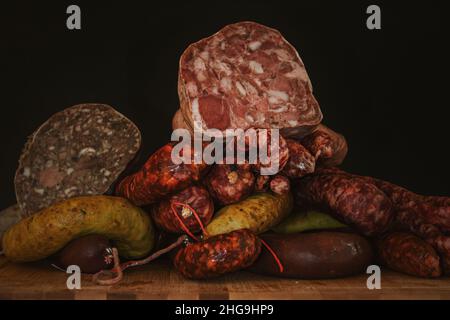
<box><xmin>15</xmin><ymin>104</ymin><xmax>142</xmax><ymax>216</ymax></box>
<box><xmin>377</xmin><ymin>232</ymin><xmax>441</xmax><ymax>278</ymax></box>
<box><xmin>248</xmin><ymin>232</ymin><xmax>373</xmax><ymax>279</ymax></box>
<box><xmin>173</xmin><ymin>229</ymin><xmax>261</xmax><ymax>279</ymax></box>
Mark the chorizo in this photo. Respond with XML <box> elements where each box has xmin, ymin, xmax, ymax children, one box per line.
<box><xmin>270</xmin><ymin>174</ymin><xmax>291</xmax><ymax>195</ymax></box>
<box><xmin>173</xmin><ymin>229</ymin><xmax>261</xmax><ymax>279</ymax></box>
<box><xmin>151</xmin><ymin>186</ymin><xmax>214</xmax><ymax>234</ymax></box>
<box><xmin>295</xmin><ymin>172</ymin><xmax>394</xmax><ymax>236</ymax></box>
<box><xmin>282</xmin><ymin>139</ymin><xmax>315</xmax><ymax>179</ymax></box>
<box><xmin>377</xmin><ymin>232</ymin><xmax>441</xmax><ymax>278</ymax></box>
<box><xmin>116</xmin><ymin>142</ymin><xmax>207</xmax><ymax>206</ymax></box>
<box><xmin>204</xmin><ymin>164</ymin><xmax>255</xmax><ymax>205</ymax></box>
<box><xmin>301</xmin><ymin>124</ymin><xmax>348</xmax><ymax>167</ymax></box>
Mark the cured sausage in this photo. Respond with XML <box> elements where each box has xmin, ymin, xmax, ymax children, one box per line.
<box><xmin>204</xmin><ymin>164</ymin><xmax>255</xmax><ymax>205</ymax></box>
<box><xmin>269</xmin><ymin>174</ymin><xmax>290</xmax><ymax>195</ymax></box>
<box><xmin>116</xmin><ymin>142</ymin><xmax>207</xmax><ymax>206</ymax></box>
<box><xmin>295</xmin><ymin>172</ymin><xmax>394</xmax><ymax>236</ymax></box>
<box><xmin>52</xmin><ymin>235</ymin><xmax>114</xmax><ymax>274</ymax></box>
<box><xmin>281</xmin><ymin>139</ymin><xmax>315</xmax><ymax>178</ymax></box>
<box><xmin>248</xmin><ymin>232</ymin><xmax>373</xmax><ymax>279</ymax></box>
<box><xmin>313</xmin><ymin>168</ymin><xmax>450</xmax><ymax>274</ymax></box>
<box><xmin>173</xmin><ymin>229</ymin><xmax>261</xmax><ymax>279</ymax></box>
<box><xmin>301</xmin><ymin>124</ymin><xmax>348</xmax><ymax>167</ymax></box>
<box><xmin>151</xmin><ymin>185</ymin><xmax>214</xmax><ymax>234</ymax></box>
<box><xmin>15</xmin><ymin>104</ymin><xmax>142</xmax><ymax>216</ymax></box>
<box><xmin>178</xmin><ymin>21</ymin><xmax>322</xmax><ymax>137</ymax></box>
<box><xmin>255</xmin><ymin>174</ymin><xmax>271</xmax><ymax>192</ymax></box>
<box><xmin>377</xmin><ymin>232</ymin><xmax>441</xmax><ymax>278</ymax></box>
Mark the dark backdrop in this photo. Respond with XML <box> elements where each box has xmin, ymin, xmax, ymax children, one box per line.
<box><xmin>1</xmin><ymin>1</ymin><xmax>449</xmax><ymax>208</ymax></box>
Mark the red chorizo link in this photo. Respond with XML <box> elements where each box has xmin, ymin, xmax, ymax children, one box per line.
<box><xmin>151</xmin><ymin>186</ymin><xmax>214</xmax><ymax>234</ymax></box>
<box><xmin>301</xmin><ymin>124</ymin><xmax>348</xmax><ymax>167</ymax></box>
<box><xmin>173</xmin><ymin>229</ymin><xmax>261</xmax><ymax>279</ymax></box>
<box><xmin>255</xmin><ymin>174</ymin><xmax>271</xmax><ymax>193</ymax></box>
<box><xmin>115</xmin><ymin>142</ymin><xmax>207</xmax><ymax>206</ymax></box>
<box><xmin>204</xmin><ymin>164</ymin><xmax>255</xmax><ymax>205</ymax></box>
<box><xmin>281</xmin><ymin>139</ymin><xmax>315</xmax><ymax>179</ymax></box>
<box><xmin>295</xmin><ymin>172</ymin><xmax>394</xmax><ymax>236</ymax></box>
<box><xmin>377</xmin><ymin>232</ymin><xmax>441</xmax><ymax>278</ymax></box>
<box><xmin>270</xmin><ymin>175</ymin><xmax>291</xmax><ymax>195</ymax></box>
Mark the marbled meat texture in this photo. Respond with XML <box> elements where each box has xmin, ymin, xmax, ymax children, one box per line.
<box><xmin>178</xmin><ymin>21</ymin><xmax>322</xmax><ymax>137</ymax></box>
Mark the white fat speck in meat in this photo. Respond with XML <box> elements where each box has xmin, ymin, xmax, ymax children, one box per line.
<box><xmin>186</xmin><ymin>82</ymin><xmax>198</xmax><ymax>97</ymax></box>
<box><xmin>235</xmin><ymin>81</ymin><xmax>247</xmax><ymax>96</ymax></box>
<box><xmin>249</xmin><ymin>60</ymin><xmax>264</xmax><ymax>74</ymax></box>
<box><xmin>220</xmin><ymin>77</ymin><xmax>232</xmax><ymax>92</ymax></box>
<box><xmin>248</xmin><ymin>41</ymin><xmax>262</xmax><ymax>51</ymax></box>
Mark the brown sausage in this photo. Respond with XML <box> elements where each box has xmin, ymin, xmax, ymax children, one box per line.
<box><xmin>377</xmin><ymin>232</ymin><xmax>441</xmax><ymax>278</ymax></box>
<box><xmin>281</xmin><ymin>139</ymin><xmax>315</xmax><ymax>179</ymax></box>
<box><xmin>248</xmin><ymin>232</ymin><xmax>373</xmax><ymax>279</ymax></box>
<box><xmin>301</xmin><ymin>124</ymin><xmax>348</xmax><ymax>167</ymax></box>
<box><xmin>295</xmin><ymin>172</ymin><xmax>394</xmax><ymax>236</ymax></box>
<box><xmin>173</xmin><ymin>229</ymin><xmax>261</xmax><ymax>279</ymax></box>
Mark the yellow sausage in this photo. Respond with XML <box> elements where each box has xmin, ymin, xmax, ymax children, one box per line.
<box><xmin>2</xmin><ymin>195</ymin><xmax>155</xmax><ymax>262</ymax></box>
<box><xmin>206</xmin><ymin>192</ymin><xmax>293</xmax><ymax>237</ymax></box>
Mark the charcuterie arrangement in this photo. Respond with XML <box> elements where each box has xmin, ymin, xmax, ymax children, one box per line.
<box><xmin>1</xmin><ymin>21</ymin><xmax>449</xmax><ymax>285</ymax></box>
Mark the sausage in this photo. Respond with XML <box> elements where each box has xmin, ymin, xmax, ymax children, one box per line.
<box><xmin>14</xmin><ymin>104</ymin><xmax>142</xmax><ymax>216</ymax></box>
<box><xmin>301</xmin><ymin>124</ymin><xmax>348</xmax><ymax>167</ymax></box>
<box><xmin>116</xmin><ymin>142</ymin><xmax>207</xmax><ymax>206</ymax></box>
<box><xmin>52</xmin><ymin>235</ymin><xmax>114</xmax><ymax>274</ymax></box>
<box><xmin>358</xmin><ymin>175</ymin><xmax>450</xmax><ymax>234</ymax></box>
<box><xmin>248</xmin><ymin>232</ymin><xmax>373</xmax><ymax>279</ymax></box>
<box><xmin>295</xmin><ymin>172</ymin><xmax>394</xmax><ymax>236</ymax></box>
<box><xmin>2</xmin><ymin>195</ymin><xmax>155</xmax><ymax>262</ymax></box>
<box><xmin>281</xmin><ymin>139</ymin><xmax>315</xmax><ymax>178</ymax></box>
<box><xmin>151</xmin><ymin>186</ymin><xmax>214</xmax><ymax>234</ymax></box>
<box><xmin>315</xmin><ymin>168</ymin><xmax>450</xmax><ymax>274</ymax></box>
<box><xmin>250</xmin><ymin>129</ymin><xmax>289</xmax><ymax>175</ymax></box>
<box><xmin>204</xmin><ymin>164</ymin><xmax>255</xmax><ymax>205</ymax></box>
<box><xmin>173</xmin><ymin>229</ymin><xmax>261</xmax><ymax>279</ymax></box>
<box><xmin>377</xmin><ymin>232</ymin><xmax>441</xmax><ymax>278</ymax></box>
<box><xmin>178</xmin><ymin>21</ymin><xmax>322</xmax><ymax>137</ymax></box>
<box><xmin>270</xmin><ymin>174</ymin><xmax>291</xmax><ymax>195</ymax></box>
<box><xmin>255</xmin><ymin>174</ymin><xmax>271</xmax><ymax>192</ymax></box>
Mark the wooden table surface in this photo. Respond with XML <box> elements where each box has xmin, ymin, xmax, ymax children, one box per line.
<box><xmin>1</xmin><ymin>257</ymin><xmax>450</xmax><ymax>300</ymax></box>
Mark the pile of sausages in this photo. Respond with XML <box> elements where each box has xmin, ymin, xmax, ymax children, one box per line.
<box><xmin>110</xmin><ymin>121</ymin><xmax>449</xmax><ymax>279</ymax></box>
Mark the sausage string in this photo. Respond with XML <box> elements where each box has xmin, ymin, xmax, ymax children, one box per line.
<box><xmin>93</xmin><ymin>236</ymin><xmax>187</xmax><ymax>285</ymax></box>
<box><xmin>259</xmin><ymin>239</ymin><xmax>284</xmax><ymax>273</ymax></box>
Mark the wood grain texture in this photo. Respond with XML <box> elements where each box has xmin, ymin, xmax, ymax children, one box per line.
<box><xmin>0</xmin><ymin>256</ymin><xmax>449</xmax><ymax>300</ymax></box>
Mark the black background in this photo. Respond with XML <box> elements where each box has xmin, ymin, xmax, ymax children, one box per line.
<box><xmin>1</xmin><ymin>1</ymin><xmax>449</xmax><ymax>208</ymax></box>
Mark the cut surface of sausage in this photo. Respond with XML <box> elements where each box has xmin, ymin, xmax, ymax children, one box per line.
<box><xmin>179</xmin><ymin>21</ymin><xmax>322</xmax><ymax>137</ymax></box>
<box><xmin>15</xmin><ymin>104</ymin><xmax>141</xmax><ymax>215</ymax></box>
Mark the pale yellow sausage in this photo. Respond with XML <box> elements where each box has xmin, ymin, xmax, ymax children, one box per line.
<box><xmin>2</xmin><ymin>195</ymin><xmax>155</xmax><ymax>262</ymax></box>
<box><xmin>206</xmin><ymin>192</ymin><xmax>293</xmax><ymax>237</ymax></box>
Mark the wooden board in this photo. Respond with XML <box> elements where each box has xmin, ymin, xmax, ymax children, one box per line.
<box><xmin>1</xmin><ymin>257</ymin><xmax>450</xmax><ymax>300</ymax></box>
